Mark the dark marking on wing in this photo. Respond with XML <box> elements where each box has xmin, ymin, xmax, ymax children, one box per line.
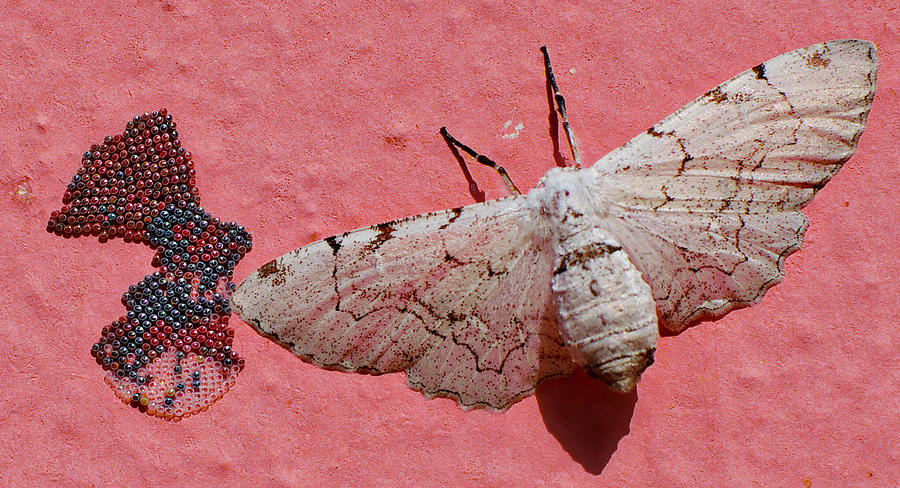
<box><xmin>805</xmin><ymin>51</ymin><xmax>831</xmax><ymax>68</ymax></box>
<box><xmin>751</xmin><ymin>63</ymin><xmax>767</xmax><ymax>80</ymax></box>
<box><xmin>446</xmin><ymin>311</ymin><xmax>466</xmax><ymax>323</ymax></box>
<box><xmin>257</xmin><ymin>259</ymin><xmax>281</xmax><ymax>279</ymax></box>
<box><xmin>439</xmin><ymin>207</ymin><xmax>463</xmax><ymax>230</ymax></box>
<box><xmin>365</xmin><ymin>221</ymin><xmax>396</xmax><ymax>253</ymax></box>
<box><xmin>676</xmin><ymin>145</ymin><xmax>693</xmax><ymax>175</ymax></box>
<box><xmin>443</xmin><ymin>250</ymin><xmax>464</xmax><ymax>266</ymax></box>
<box><xmin>644</xmin><ymin>126</ymin><xmax>693</xmax><ymax>175</ymax></box>
<box><xmin>561</xmin><ymin>208</ymin><xmax>583</xmax><ymax>223</ymax></box>
<box><xmin>325</xmin><ymin>235</ymin><xmax>341</xmax><ymax>255</ymax></box>
<box><xmin>652</xmin><ymin>184</ymin><xmax>674</xmax><ymax>211</ymax></box>
<box><xmin>257</xmin><ymin>258</ymin><xmax>287</xmax><ymax>287</ymax></box>
<box><xmin>705</xmin><ymin>86</ymin><xmax>728</xmax><ymax>103</ymax></box>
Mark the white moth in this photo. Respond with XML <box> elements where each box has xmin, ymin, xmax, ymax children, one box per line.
<box><xmin>233</xmin><ymin>40</ymin><xmax>877</xmax><ymax>410</ymax></box>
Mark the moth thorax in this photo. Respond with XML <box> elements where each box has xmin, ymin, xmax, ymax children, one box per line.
<box><xmin>534</xmin><ymin>167</ymin><xmax>607</xmax><ymax>233</ymax></box>
<box><xmin>550</xmin><ymin>226</ymin><xmax>659</xmax><ymax>393</ymax></box>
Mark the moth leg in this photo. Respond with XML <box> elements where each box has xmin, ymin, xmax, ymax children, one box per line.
<box><xmin>541</xmin><ymin>46</ymin><xmax>582</xmax><ymax>169</ymax></box>
<box><xmin>439</xmin><ymin>126</ymin><xmax>521</xmax><ymax>195</ymax></box>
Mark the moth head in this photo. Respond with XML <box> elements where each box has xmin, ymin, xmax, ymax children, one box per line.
<box><xmin>534</xmin><ymin>167</ymin><xmax>608</xmax><ymax>222</ymax></box>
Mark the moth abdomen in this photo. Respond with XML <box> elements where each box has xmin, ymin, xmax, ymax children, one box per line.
<box><xmin>585</xmin><ymin>348</ymin><xmax>656</xmax><ymax>392</ymax></box>
<box><xmin>549</xmin><ymin>227</ymin><xmax>658</xmax><ymax>392</ymax></box>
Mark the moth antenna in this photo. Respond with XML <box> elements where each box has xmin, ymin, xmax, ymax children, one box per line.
<box><xmin>439</xmin><ymin>127</ymin><xmax>521</xmax><ymax>195</ymax></box>
<box><xmin>541</xmin><ymin>45</ymin><xmax>582</xmax><ymax>169</ymax></box>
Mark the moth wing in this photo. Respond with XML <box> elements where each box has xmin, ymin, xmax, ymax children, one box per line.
<box><xmin>591</xmin><ymin>39</ymin><xmax>877</xmax><ymax>330</ymax></box>
<box><xmin>233</xmin><ymin>197</ymin><xmax>574</xmax><ymax>410</ymax></box>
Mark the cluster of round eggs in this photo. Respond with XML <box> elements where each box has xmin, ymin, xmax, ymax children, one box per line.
<box><xmin>90</xmin><ymin>267</ymin><xmax>245</xmax><ymax>420</ymax></box>
<box><xmin>105</xmin><ymin>349</ymin><xmax>241</xmax><ymax>421</ymax></box>
<box><xmin>47</xmin><ymin>109</ymin><xmax>197</xmax><ymax>242</ymax></box>
<box><xmin>146</xmin><ymin>202</ymin><xmax>252</xmax><ymax>292</ymax></box>
<box><xmin>49</xmin><ymin>110</ymin><xmax>251</xmax><ymax>420</ymax></box>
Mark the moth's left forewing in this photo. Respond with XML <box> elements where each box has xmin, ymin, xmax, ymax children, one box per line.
<box><xmin>589</xmin><ymin>40</ymin><xmax>877</xmax><ymax>331</ymax></box>
<box><xmin>234</xmin><ymin>198</ymin><xmax>575</xmax><ymax>411</ymax></box>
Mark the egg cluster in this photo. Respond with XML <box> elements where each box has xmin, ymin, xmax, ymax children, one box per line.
<box><xmin>146</xmin><ymin>203</ymin><xmax>251</xmax><ymax>292</ymax></box>
<box><xmin>48</xmin><ymin>110</ymin><xmax>251</xmax><ymax>421</ymax></box>
<box><xmin>47</xmin><ymin>108</ymin><xmax>197</xmax><ymax>242</ymax></box>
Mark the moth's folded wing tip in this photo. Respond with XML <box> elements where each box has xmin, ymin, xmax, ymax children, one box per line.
<box><xmin>230</xmin><ymin>289</ymin><xmax>251</xmax><ymax>328</ymax></box>
<box><xmin>230</xmin><ymin>278</ymin><xmax>249</xmax><ymax>314</ymax></box>
<box><xmin>817</xmin><ymin>38</ymin><xmax>874</xmax><ymax>50</ymax></box>
<box><xmin>795</xmin><ymin>39</ymin><xmax>878</xmax><ymax>70</ymax></box>
<box><xmin>231</xmin><ymin>267</ymin><xmax>272</xmax><ymax>320</ymax></box>
<box><xmin>230</xmin><ymin>283</ymin><xmax>277</xmax><ymax>346</ymax></box>
<box><xmin>828</xmin><ymin>39</ymin><xmax>878</xmax><ymax>67</ymax></box>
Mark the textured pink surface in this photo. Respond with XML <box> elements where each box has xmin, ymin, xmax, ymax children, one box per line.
<box><xmin>0</xmin><ymin>1</ymin><xmax>897</xmax><ymax>486</ymax></box>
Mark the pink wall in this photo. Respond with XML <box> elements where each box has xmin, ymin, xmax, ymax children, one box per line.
<box><xmin>1</xmin><ymin>1</ymin><xmax>897</xmax><ymax>486</ymax></box>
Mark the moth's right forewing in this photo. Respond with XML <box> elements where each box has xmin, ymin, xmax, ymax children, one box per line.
<box><xmin>589</xmin><ymin>40</ymin><xmax>877</xmax><ymax>330</ymax></box>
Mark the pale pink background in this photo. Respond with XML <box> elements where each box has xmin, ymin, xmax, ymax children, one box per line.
<box><xmin>1</xmin><ymin>1</ymin><xmax>897</xmax><ymax>486</ymax></box>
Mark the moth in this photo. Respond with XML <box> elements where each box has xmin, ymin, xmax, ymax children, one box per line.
<box><xmin>233</xmin><ymin>40</ymin><xmax>877</xmax><ymax>411</ymax></box>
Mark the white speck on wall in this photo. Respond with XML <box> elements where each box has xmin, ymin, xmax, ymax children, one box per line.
<box><xmin>501</xmin><ymin>120</ymin><xmax>524</xmax><ymax>140</ymax></box>
<box><xmin>11</xmin><ymin>179</ymin><xmax>32</xmax><ymax>203</ymax></box>
<box><xmin>569</xmin><ymin>68</ymin><xmax>576</xmax><ymax>74</ymax></box>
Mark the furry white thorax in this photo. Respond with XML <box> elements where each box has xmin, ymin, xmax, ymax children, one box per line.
<box><xmin>529</xmin><ymin>167</ymin><xmax>609</xmax><ymax>235</ymax></box>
